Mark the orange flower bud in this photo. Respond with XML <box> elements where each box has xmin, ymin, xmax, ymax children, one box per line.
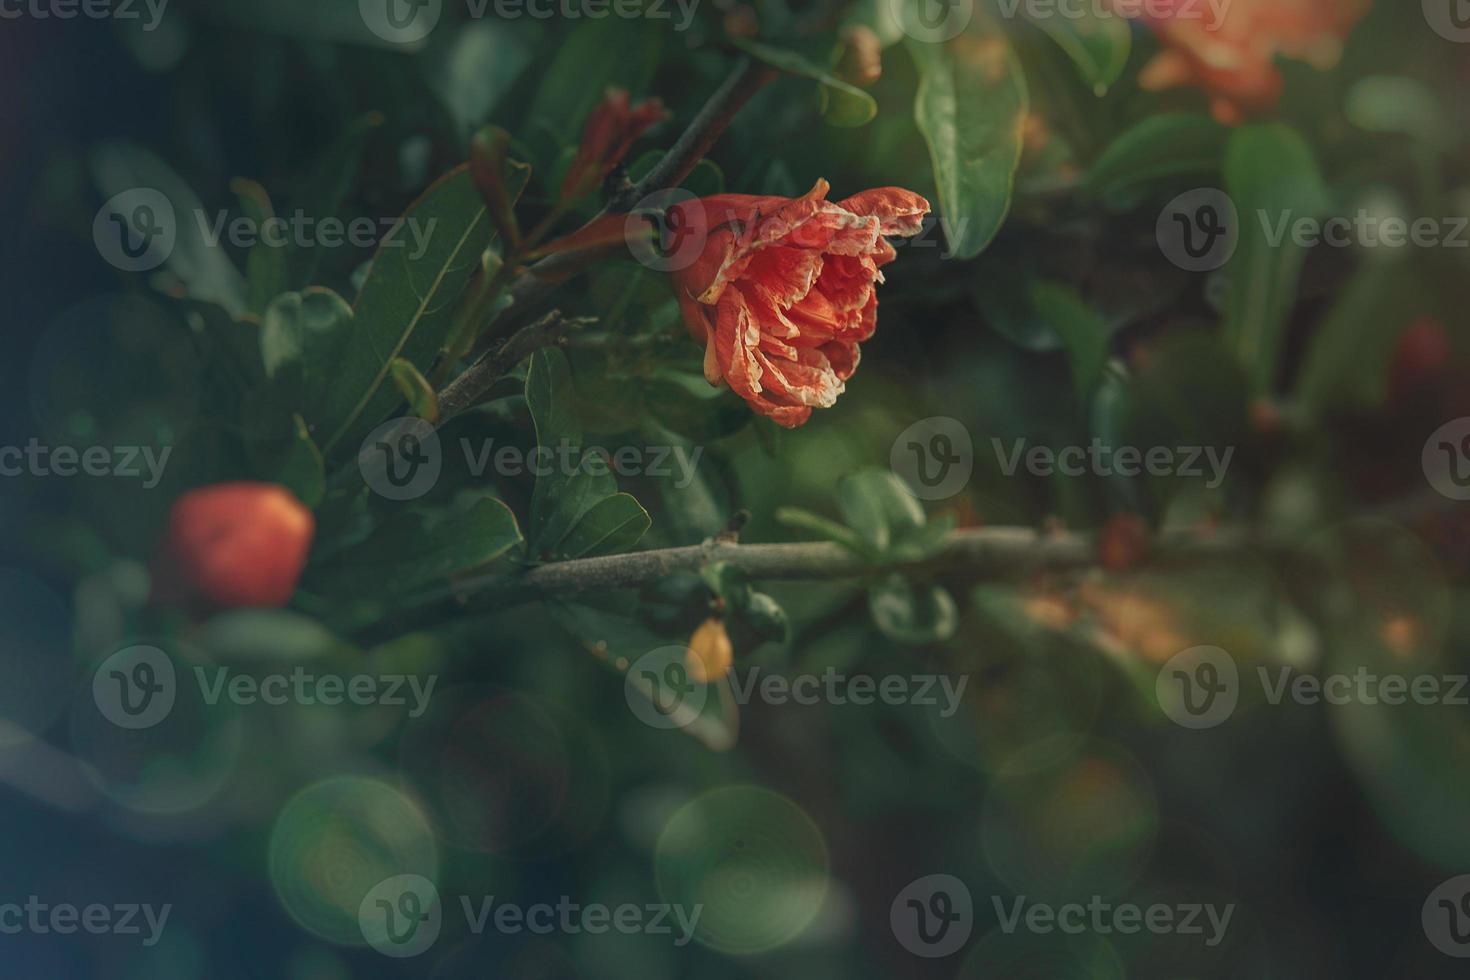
<box><xmin>153</xmin><ymin>482</ymin><xmax>314</xmax><ymax>610</ymax></box>
<box><xmin>560</xmin><ymin>88</ymin><xmax>668</xmax><ymax>203</ymax></box>
<box><xmin>685</xmin><ymin>617</ymin><xmax>734</xmax><ymax>683</ymax></box>
<box><xmin>837</xmin><ymin>25</ymin><xmax>882</xmax><ymax>88</ymax></box>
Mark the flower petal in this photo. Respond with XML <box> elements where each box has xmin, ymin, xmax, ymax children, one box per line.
<box><xmin>836</xmin><ymin>187</ymin><xmax>931</xmax><ymax>237</ymax></box>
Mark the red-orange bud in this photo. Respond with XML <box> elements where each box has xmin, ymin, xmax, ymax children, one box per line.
<box><xmin>153</xmin><ymin>482</ymin><xmax>314</xmax><ymax>610</ymax></box>
<box><xmin>560</xmin><ymin>88</ymin><xmax>668</xmax><ymax>202</ymax></box>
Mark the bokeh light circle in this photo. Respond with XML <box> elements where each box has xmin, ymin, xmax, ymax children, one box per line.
<box><xmin>655</xmin><ymin>785</ymin><xmax>830</xmax><ymax>954</ymax></box>
<box><xmin>268</xmin><ymin>776</ymin><xmax>438</xmax><ymax>945</ymax></box>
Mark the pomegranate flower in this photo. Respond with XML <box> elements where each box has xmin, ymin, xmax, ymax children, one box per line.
<box><xmin>1129</xmin><ymin>0</ymin><xmax>1371</xmax><ymax>123</ymax></box>
<box><xmin>668</xmin><ymin>179</ymin><xmax>929</xmax><ymax>427</ymax></box>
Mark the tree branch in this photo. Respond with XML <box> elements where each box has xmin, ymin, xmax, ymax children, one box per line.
<box><xmin>435</xmin><ymin>311</ymin><xmax>594</xmax><ymax>423</ymax></box>
<box><xmin>442</xmin><ymin>524</ymin><xmax>1267</xmax><ymax>609</ymax></box>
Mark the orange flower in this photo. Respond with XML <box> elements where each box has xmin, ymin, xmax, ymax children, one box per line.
<box><xmin>152</xmin><ymin>482</ymin><xmax>314</xmax><ymax>610</ymax></box>
<box><xmin>561</xmin><ymin>88</ymin><xmax>668</xmax><ymax>202</ymax></box>
<box><xmin>1128</xmin><ymin>0</ymin><xmax>1371</xmax><ymax>123</ymax></box>
<box><xmin>668</xmin><ymin>179</ymin><xmax>929</xmax><ymax>427</ymax></box>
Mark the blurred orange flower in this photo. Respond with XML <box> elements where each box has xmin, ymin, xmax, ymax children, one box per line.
<box><xmin>1128</xmin><ymin>0</ymin><xmax>1372</xmax><ymax>123</ymax></box>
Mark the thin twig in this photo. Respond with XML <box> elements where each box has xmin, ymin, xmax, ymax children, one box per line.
<box><xmin>435</xmin><ymin>311</ymin><xmax>594</xmax><ymax>424</ymax></box>
<box><xmin>478</xmin><ymin>58</ymin><xmax>777</xmax><ymax>343</ymax></box>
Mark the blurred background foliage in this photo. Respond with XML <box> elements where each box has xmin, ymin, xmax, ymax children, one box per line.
<box><xmin>1</xmin><ymin>0</ymin><xmax>1470</xmax><ymax>976</ymax></box>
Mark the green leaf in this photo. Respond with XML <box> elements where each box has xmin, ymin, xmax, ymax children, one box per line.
<box><xmin>867</xmin><ymin>574</ymin><xmax>958</xmax><ymax>645</ymax></box>
<box><xmin>776</xmin><ymin>506</ymin><xmax>870</xmax><ymax>557</ymax></box>
<box><xmin>1223</xmin><ymin>124</ymin><xmax>1331</xmax><ymax>393</ymax></box>
<box><xmin>744</xmin><ymin>592</ymin><xmax>790</xmax><ymax>643</ymax></box>
<box><xmin>259</xmin><ymin>287</ymin><xmax>358</xmax><ymax>446</ymax></box>
<box><xmin>1030</xmin><ymin>280</ymin><xmax>1108</xmax><ymax>402</ymax></box>
<box><xmin>526</xmin><ymin>348</ymin><xmax>615</xmax><ymax>552</ymax></box>
<box><xmin>1346</xmin><ymin>76</ymin><xmax>1447</xmax><ymax>148</ymax></box>
<box><xmin>1085</xmin><ymin>113</ymin><xmax>1227</xmax><ymax>211</ymax></box>
<box><xmin>312</xmin><ymin>497</ymin><xmax>523</xmax><ymax>597</ymax></box>
<box><xmin>837</xmin><ymin>468</ymin><xmax>927</xmax><ymax>555</ymax></box>
<box><xmin>526</xmin><ymin>18</ymin><xmax>662</xmax><ymax>158</ymax></box>
<box><xmin>1295</xmin><ymin>260</ymin><xmax>1429</xmax><ymax>420</ymax></box>
<box><xmin>907</xmin><ymin>29</ymin><xmax>1028</xmax><ymax>259</ymax></box>
<box><xmin>285</xmin><ymin>112</ymin><xmax>384</xmax><ymax>289</ymax></box>
<box><xmin>232</xmin><ymin>178</ymin><xmax>290</xmax><ymax>314</ymax></box>
<box><xmin>1018</xmin><ymin>4</ymin><xmax>1131</xmax><ymax>94</ymax></box>
<box><xmin>276</xmin><ymin>414</ymin><xmax>327</xmax><ymax>509</ymax></box>
<box><xmin>731</xmin><ymin>37</ymin><xmax>878</xmax><ymax>128</ymax></box>
<box><xmin>90</xmin><ymin>141</ymin><xmax>248</xmax><ymax>313</ymax></box>
<box><xmin>320</xmin><ymin>165</ymin><xmax>528</xmax><ymax>455</ymax></box>
<box><xmin>555</xmin><ymin>492</ymin><xmax>651</xmax><ymax>560</ymax></box>
<box><xmin>196</xmin><ymin>610</ymin><xmax>345</xmax><ymax>663</ymax></box>
<box><xmin>390</xmin><ymin>358</ymin><xmax>440</xmax><ymax>424</ymax></box>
